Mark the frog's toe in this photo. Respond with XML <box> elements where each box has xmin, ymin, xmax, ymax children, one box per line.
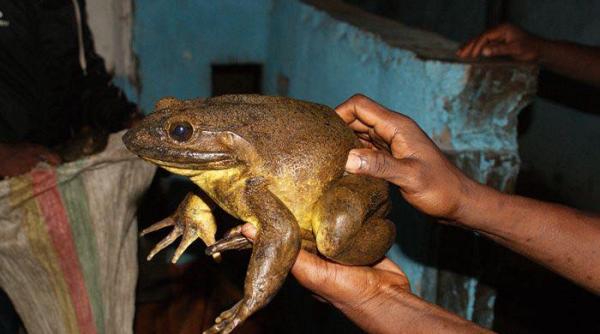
<box><xmin>146</xmin><ymin>225</ymin><xmax>183</xmax><ymax>261</ymax></box>
<box><xmin>204</xmin><ymin>301</ymin><xmax>248</xmax><ymax>334</ymax></box>
<box><xmin>215</xmin><ymin>301</ymin><xmax>241</xmax><ymax>324</ymax></box>
<box><xmin>223</xmin><ymin>225</ymin><xmax>243</xmax><ymax>239</ymax></box>
<box><xmin>171</xmin><ymin>226</ymin><xmax>199</xmax><ymax>263</ymax></box>
<box><xmin>205</xmin><ymin>235</ymin><xmax>252</xmax><ymax>256</ymax></box>
<box><xmin>140</xmin><ymin>217</ymin><xmax>175</xmax><ymax>236</ymax></box>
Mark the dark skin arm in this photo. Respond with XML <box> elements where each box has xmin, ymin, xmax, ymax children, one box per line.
<box><xmin>457</xmin><ymin>23</ymin><xmax>600</xmax><ymax>88</ymax></box>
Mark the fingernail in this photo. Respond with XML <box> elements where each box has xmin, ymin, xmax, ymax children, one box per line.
<box><xmin>346</xmin><ymin>152</ymin><xmax>362</xmax><ymax>171</ymax></box>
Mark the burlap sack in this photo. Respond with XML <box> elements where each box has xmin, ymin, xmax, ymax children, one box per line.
<box><xmin>0</xmin><ymin>131</ymin><xmax>155</xmax><ymax>334</ymax></box>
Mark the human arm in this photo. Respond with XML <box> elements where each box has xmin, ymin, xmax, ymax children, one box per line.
<box><xmin>457</xmin><ymin>23</ymin><xmax>600</xmax><ymax>87</ymax></box>
<box><xmin>240</xmin><ymin>224</ymin><xmax>490</xmax><ymax>334</ymax></box>
<box><xmin>336</xmin><ymin>94</ymin><xmax>600</xmax><ymax>294</ymax></box>
<box><xmin>458</xmin><ymin>185</ymin><xmax>600</xmax><ymax>294</ymax></box>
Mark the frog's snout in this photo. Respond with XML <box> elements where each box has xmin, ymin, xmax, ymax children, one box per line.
<box><xmin>122</xmin><ymin>126</ymin><xmax>141</xmax><ymax>153</ymax></box>
<box><xmin>122</xmin><ymin>124</ymin><xmax>160</xmax><ymax>156</ymax></box>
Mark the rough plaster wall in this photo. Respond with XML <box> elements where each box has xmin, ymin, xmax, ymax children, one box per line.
<box><xmin>508</xmin><ymin>1</ymin><xmax>600</xmax><ymax>212</ymax></box>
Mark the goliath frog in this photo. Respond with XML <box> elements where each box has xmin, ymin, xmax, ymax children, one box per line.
<box><xmin>123</xmin><ymin>95</ymin><xmax>395</xmax><ymax>334</ymax></box>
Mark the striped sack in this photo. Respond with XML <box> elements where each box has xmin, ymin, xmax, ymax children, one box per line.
<box><xmin>0</xmin><ymin>131</ymin><xmax>155</xmax><ymax>334</ymax></box>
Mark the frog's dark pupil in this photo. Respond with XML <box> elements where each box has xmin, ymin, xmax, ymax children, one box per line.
<box><xmin>169</xmin><ymin>122</ymin><xmax>193</xmax><ymax>142</ymax></box>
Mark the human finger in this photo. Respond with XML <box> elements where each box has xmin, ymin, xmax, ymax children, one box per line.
<box><xmin>482</xmin><ymin>42</ymin><xmax>519</xmax><ymax>58</ymax></box>
<box><xmin>358</xmin><ymin>138</ymin><xmax>375</xmax><ymax>149</ymax></box>
<box><xmin>336</xmin><ymin>95</ymin><xmax>410</xmax><ymax>144</ymax></box>
<box><xmin>345</xmin><ymin>149</ymin><xmax>413</xmax><ymax>186</ymax></box>
<box><xmin>335</xmin><ymin>95</ymin><xmax>393</xmax><ymax>131</ymax></box>
<box><xmin>456</xmin><ymin>37</ymin><xmax>478</xmax><ymax>58</ymax></box>
<box><xmin>241</xmin><ymin>223</ymin><xmax>257</xmax><ymax>241</ymax></box>
<box><xmin>346</xmin><ymin>118</ymin><xmax>372</xmax><ymax>133</ymax></box>
<box><xmin>469</xmin><ymin>28</ymin><xmax>509</xmax><ymax>58</ymax></box>
<box><xmin>458</xmin><ymin>25</ymin><xmax>510</xmax><ymax>59</ymax></box>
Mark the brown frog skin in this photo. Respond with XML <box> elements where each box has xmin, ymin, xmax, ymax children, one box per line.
<box><xmin>122</xmin><ymin>95</ymin><xmax>396</xmax><ymax>334</ymax></box>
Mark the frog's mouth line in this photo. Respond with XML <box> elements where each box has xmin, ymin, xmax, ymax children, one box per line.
<box><xmin>142</xmin><ymin>153</ymin><xmax>237</xmax><ymax>170</ymax></box>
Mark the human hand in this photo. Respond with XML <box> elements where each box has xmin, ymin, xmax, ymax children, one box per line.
<box><xmin>335</xmin><ymin>94</ymin><xmax>477</xmax><ymax>221</ymax></box>
<box><xmin>240</xmin><ymin>224</ymin><xmax>410</xmax><ymax>309</ymax></box>
<box><xmin>456</xmin><ymin>23</ymin><xmax>544</xmax><ymax>61</ymax></box>
<box><xmin>0</xmin><ymin>143</ymin><xmax>61</xmax><ymax>177</ymax></box>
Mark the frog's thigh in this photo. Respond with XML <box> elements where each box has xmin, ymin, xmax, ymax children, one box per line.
<box><xmin>313</xmin><ymin>175</ymin><xmax>395</xmax><ymax>265</ymax></box>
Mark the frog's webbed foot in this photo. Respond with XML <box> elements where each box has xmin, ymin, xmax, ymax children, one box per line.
<box><xmin>140</xmin><ymin>193</ymin><xmax>219</xmax><ymax>263</ymax></box>
<box><xmin>205</xmin><ymin>225</ymin><xmax>252</xmax><ymax>256</ymax></box>
<box><xmin>202</xmin><ymin>300</ymin><xmax>251</xmax><ymax>334</ymax></box>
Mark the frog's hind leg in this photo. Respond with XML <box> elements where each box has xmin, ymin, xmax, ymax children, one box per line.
<box><xmin>313</xmin><ymin>174</ymin><xmax>395</xmax><ymax>265</ymax></box>
<box><xmin>203</xmin><ymin>177</ymin><xmax>301</xmax><ymax>334</ymax></box>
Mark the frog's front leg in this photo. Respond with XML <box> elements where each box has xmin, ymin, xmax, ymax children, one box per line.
<box><xmin>141</xmin><ymin>192</ymin><xmax>219</xmax><ymax>263</ymax></box>
<box><xmin>203</xmin><ymin>177</ymin><xmax>301</xmax><ymax>334</ymax></box>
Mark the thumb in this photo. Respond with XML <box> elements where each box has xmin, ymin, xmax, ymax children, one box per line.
<box><xmin>345</xmin><ymin>149</ymin><xmax>408</xmax><ymax>184</ymax></box>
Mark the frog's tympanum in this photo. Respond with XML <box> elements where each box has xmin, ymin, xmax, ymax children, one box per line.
<box><xmin>123</xmin><ymin>95</ymin><xmax>395</xmax><ymax>334</ymax></box>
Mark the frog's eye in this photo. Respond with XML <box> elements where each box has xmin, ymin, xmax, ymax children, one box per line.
<box><xmin>168</xmin><ymin>121</ymin><xmax>193</xmax><ymax>142</ymax></box>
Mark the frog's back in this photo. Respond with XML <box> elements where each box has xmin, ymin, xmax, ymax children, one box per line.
<box><xmin>204</xmin><ymin>95</ymin><xmax>357</xmax><ymax>180</ymax></box>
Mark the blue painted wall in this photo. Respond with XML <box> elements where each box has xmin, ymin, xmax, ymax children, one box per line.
<box><xmin>134</xmin><ymin>0</ymin><xmax>271</xmax><ymax>111</ymax></box>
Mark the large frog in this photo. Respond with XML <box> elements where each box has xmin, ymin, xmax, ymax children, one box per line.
<box><xmin>123</xmin><ymin>95</ymin><xmax>395</xmax><ymax>334</ymax></box>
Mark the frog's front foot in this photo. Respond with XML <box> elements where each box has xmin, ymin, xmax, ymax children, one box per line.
<box><xmin>203</xmin><ymin>300</ymin><xmax>251</xmax><ymax>334</ymax></box>
<box><xmin>141</xmin><ymin>193</ymin><xmax>219</xmax><ymax>263</ymax></box>
<box><xmin>141</xmin><ymin>216</ymin><xmax>202</xmax><ymax>263</ymax></box>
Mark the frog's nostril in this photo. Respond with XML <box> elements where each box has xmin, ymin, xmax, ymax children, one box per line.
<box><xmin>169</xmin><ymin>121</ymin><xmax>194</xmax><ymax>142</ymax></box>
